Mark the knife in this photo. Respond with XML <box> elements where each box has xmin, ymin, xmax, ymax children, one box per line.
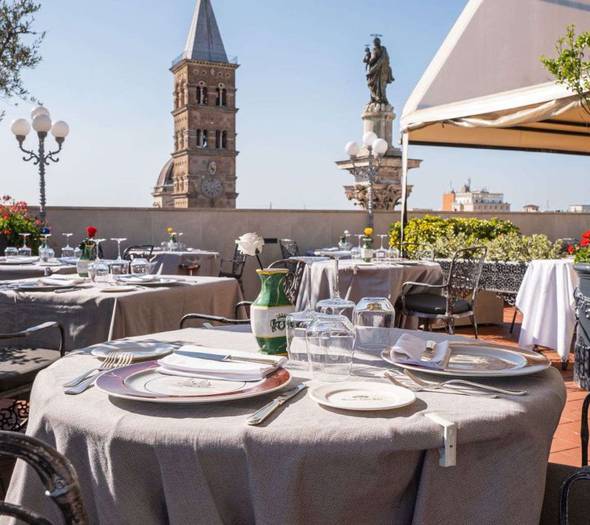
<box><xmin>175</xmin><ymin>350</ymin><xmax>282</xmax><ymax>366</ymax></box>
<box><xmin>247</xmin><ymin>384</ymin><xmax>308</xmax><ymax>426</ymax></box>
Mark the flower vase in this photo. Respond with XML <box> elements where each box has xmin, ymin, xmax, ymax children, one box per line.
<box><xmin>77</xmin><ymin>241</ymin><xmax>96</xmax><ymax>278</ymax></box>
<box><xmin>361</xmin><ymin>236</ymin><xmax>373</xmax><ymax>262</ymax></box>
<box><xmin>250</xmin><ymin>268</ymin><xmax>295</xmax><ymax>354</ymax></box>
<box><xmin>574</xmin><ymin>263</ymin><xmax>590</xmax><ymax>389</ymax></box>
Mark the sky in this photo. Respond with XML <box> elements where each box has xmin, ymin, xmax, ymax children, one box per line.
<box><xmin>0</xmin><ymin>0</ymin><xmax>589</xmax><ymax>212</ymax></box>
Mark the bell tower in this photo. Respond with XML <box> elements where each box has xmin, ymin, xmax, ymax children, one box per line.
<box><xmin>153</xmin><ymin>0</ymin><xmax>239</xmax><ymax>208</ymax></box>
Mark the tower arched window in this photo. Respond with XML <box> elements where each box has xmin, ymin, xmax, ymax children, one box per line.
<box><xmin>215</xmin><ymin>130</ymin><xmax>228</xmax><ymax>149</ymax></box>
<box><xmin>197</xmin><ymin>86</ymin><xmax>208</xmax><ymax>105</ymax></box>
<box><xmin>216</xmin><ymin>87</ymin><xmax>227</xmax><ymax>107</ymax></box>
<box><xmin>197</xmin><ymin>129</ymin><xmax>208</xmax><ymax>148</ymax></box>
<box><xmin>222</xmin><ymin>130</ymin><xmax>227</xmax><ymax>149</ymax></box>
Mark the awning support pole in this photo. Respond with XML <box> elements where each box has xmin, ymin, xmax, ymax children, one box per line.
<box><xmin>400</xmin><ymin>132</ymin><xmax>409</xmax><ymax>255</ymax></box>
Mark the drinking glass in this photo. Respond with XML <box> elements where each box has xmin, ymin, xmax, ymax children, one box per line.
<box><xmin>61</xmin><ymin>233</ymin><xmax>75</xmax><ymax>258</ymax></box>
<box><xmin>353</xmin><ymin>297</ymin><xmax>395</xmax><ymax>329</ymax></box>
<box><xmin>286</xmin><ymin>310</ymin><xmax>317</xmax><ymax>368</ymax></box>
<box><xmin>305</xmin><ymin>314</ymin><xmax>355</xmax><ymax>382</ymax></box>
<box><xmin>39</xmin><ymin>234</ymin><xmax>55</xmax><ymax>263</ymax></box>
<box><xmin>110</xmin><ymin>238</ymin><xmax>127</xmax><ymax>261</ymax></box>
<box><xmin>315</xmin><ymin>257</ymin><xmax>355</xmax><ymax>316</ymax></box>
<box><xmin>4</xmin><ymin>246</ymin><xmax>18</xmax><ymax>259</ymax></box>
<box><xmin>90</xmin><ymin>239</ymin><xmax>109</xmax><ymax>282</ymax></box>
<box><xmin>130</xmin><ymin>257</ymin><xmax>150</xmax><ymax>275</ymax></box>
<box><xmin>18</xmin><ymin>233</ymin><xmax>32</xmax><ymax>257</ymax></box>
<box><xmin>177</xmin><ymin>232</ymin><xmax>185</xmax><ymax>251</ymax></box>
<box><xmin>110</xmin><ymin>261</ymin><xmax>128</xmax><ymax>278</ymax></box>
<box><xmin>350</xmin><ymin>234</ymin><xmax>363</xmax><ymax>259</ymax></box>
<box><xmin>375</xmin><ymin>235</ymin><xmax>389</xmax><ymax>261</ymax></box>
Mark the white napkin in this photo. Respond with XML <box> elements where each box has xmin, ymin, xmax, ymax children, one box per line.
<box><xmin>157</xmin><ymin>345</ymin><xmax>286</xmax><ymax>382</ymax></box>
<box><xmin>391</xmin><ymin>334</ymin><xmax>451</xmax><ymax>370</ymax></box>
<box><xmin>119</xmin><ymin>275</ymin><xmax>158</xmax><ymax>283</ymax></box>
<box><xmin>39</xmin><ymin>276</ymin><xmax>85</xmax><ymax>286</ymax></box>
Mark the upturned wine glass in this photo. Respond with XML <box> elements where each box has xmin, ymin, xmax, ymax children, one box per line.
<box><xmin>39</xmin><ymin>234</ymin><xmax>55</xmax><ymax>263</ymax></box>
<box><xmin>61</xmin><ymin>233</ymin><xmax>75</xmax><ymax>258</ymax></box>
<box><xmin>18</xmin><ymin>233</ymin><xmax>32</xmax><ymax>257</ymax></box>
<box><xmin>315</xmin><ymin>257</ymin><xmax>355</xmax><ymax>316</ymax></box>
<box><xmin>110</xmin><ymin>238</ymin><xmax>127</xmax><ymax>261</ymax></box>
<box><xmin>350</xmin><ymin>234</ymin><xmax>363</xmax><ymax>259</ymax></box>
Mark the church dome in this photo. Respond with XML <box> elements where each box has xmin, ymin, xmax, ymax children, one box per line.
<box><xmin>155</xmin><ymin>158</ymin><xmax>174</xmax><ymax>188</ymax></box>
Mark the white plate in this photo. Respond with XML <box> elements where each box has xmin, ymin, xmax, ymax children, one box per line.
<box><xmin>100</xmin><ymin>285</ymin><xmax>137</xmax><ymax>293</ymax></box>
<box><xmin>310</xmin><ymin>381</ymin><xmax>416</xmax><ymax>411</ymax></box>
<box><xmin>381</xmin><ymin>342</ymin><xmax>550</xmax><ymax>377</ymax></box>
<box><xmin>0</xmin><ymin>257</ymin><xmax>38</xmax><ymax>265</ymax></box>
<box><xmin>90</xmin><ymin>341</ymin><xmax>176</xmax><ymax>360</ymax></box>
<box><xmin>117</xmin><ymin>276</ymin><xmax>178</xmax><ymax>286</ymax></box>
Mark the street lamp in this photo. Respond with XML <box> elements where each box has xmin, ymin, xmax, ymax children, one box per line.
<box><xmin>10</xmin><ymin>105</ymin><xmax>69</xmax><ymax>223</ymax></box>
<box><xmin>344</xmin><ymin>131</ymin><xmax>388</xmax><ymax>228</ymax></box>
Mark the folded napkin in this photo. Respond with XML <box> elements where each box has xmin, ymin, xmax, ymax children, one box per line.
<box><xmin>119</xmin><ymin>275</ymin><xmax>158</xmax><ymax>283</ymax></box>
<box><xmin>157</xmin><ymin>345</ymin><xmax>286</xmax><ymax>382</ymax></box>
<box><xmin>391</xmin><ymin>334</ymin><xmax>451</xmax><ymax>370</ymax></box>
<box><xmin>39</xmin><ymin>276</ymin><xmax>85</xmax><ymax>286</ymax></box>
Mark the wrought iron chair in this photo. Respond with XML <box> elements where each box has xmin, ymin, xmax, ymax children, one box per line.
<box><xmin>398</xmin><ymin>246</ymin><xmax>487</xmax><ymax>336</ymax></box>
<box><xmin>399</xmin><ymin>242</ymin><xmax>435</xmax><ymax>261</ymax></box>
<box><xmin>0</xmin><ymin>430</ymin><xmax>88</xmax><ymax>524</ymax></box>
<box><xmin>218</xmin><ymin>244</ymin><xmax>248</xmax><ymax>291</ymax></box>
<box><xmin>179</xmin><ymin>261</ymin><xmax>201</xmax><ymax>276</ymax></box>
<box><xmin>0</xmin><ymin>322</ymin><xmax>65</xmax><ymax>432</ymax></box>
<box><xmin>279</xmin><ymin>239</ymin><xmax>300</xmax><ymax>259</ymax></box>
<box><xmin>123</xmin><ymin>245</ymin><xmax>154</xmax><ymax>260</ymax></box>
<box><xmin>267</xmin><ymin>258</ymin><xmax>307</xmax><ymax>305</ymax></box>
<box><xmin>180</xmin><ymin>301</ymin><xmax>252</xmax><ymax>328</ymax></box>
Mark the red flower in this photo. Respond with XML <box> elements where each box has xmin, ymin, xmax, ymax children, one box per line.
<box><xmin>86</xmin><ymin>226</ymin><xmax>97</xmax><ymax>238</ymax></box>
<box><xmin>568</xmin><ymin>244</ymin><xmax>576</xmax><ymax>254</ymax></box>
<box><xmin>582</xmin><ymin>231</ymin><xmax>590</xmax><ymax>240</ymax></box>
<box><xmin>582</xmin><ymin>238</ymin><xmax>590</xmax><ymax>247</ymax></box>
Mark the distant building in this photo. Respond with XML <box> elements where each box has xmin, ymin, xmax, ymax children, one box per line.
<box><xmin>442</xmin><ymin>181</ymin><xmax>510</xmax><ymax>212</ymax></box>
<box><xmin>568</xmin><ymin>204</ymin><xmax>590</xmax><ymax>213</ymax></box>
<box><xmin>523</xmin><ymin>204</ymin><xmax>540</xmax><ymax>212</ymax></box>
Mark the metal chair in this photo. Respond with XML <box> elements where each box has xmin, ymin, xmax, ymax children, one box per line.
<box><xmin>0</xmin><ymin>430</ymin><xmax>88</xmax><ymax>524</ymax></box>
<box><xmin>179</xmin><ymin>262</ymin><xmax>200</xmax><ymax>276</ymax></box>
<box><xmin>399</xmin><ymin>242</ymin><xmax>435</xmax><ymax>261</ymax></box>
<box><xmin>279</xmin><ymin>239</ymin><xmax>299</xmax><ymax>259</ymax></box>
<box><xmin>180</xmin><ymin>301</ymin><xmax>252</xmax><ymax>328</ymax></box>
<box><xmin>218</xmin><ymin>244</ymin><xmax>248</xmax><ymax>290</ymax></box>
<box><xmin>268</xmin><ymin>258</ymin><xmax>307</xmax><ymax>305</ymax></box>
<box><xmin>123</xmin><ymin>245</ymin><xmax>154</xmax><ymax>260</ymax></box>
<box><xmin>399</xmin><ymin>246</ymin><xmax>487</xmax><ymax>336</ymax></box>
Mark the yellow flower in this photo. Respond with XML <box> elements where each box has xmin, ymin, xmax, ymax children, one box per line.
<box><xmin>166</xmin><ymin>227</ymin><xmax>173</xmax><ymax>233</ymax></box>
<box><xmin>364</xmin><ymin>227</ymin><xmax>374</xmax><ymax>236</ymax></box>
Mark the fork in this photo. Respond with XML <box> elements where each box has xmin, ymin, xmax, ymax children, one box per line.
<box><xmin>64</xmin><ymin>352</ymin><xmax>133</xmax><ymax>395</ymax></box>
<box><xmin>63</xmin><ymin>352</ymin><xmax>123</xmax><ymax>388</ymax></box>
<box><xmin>403</xmin><ymin>369</ymin><xmax>527</xmax><ymax>396</ymax></box>
<box><xmin>384</xmin><ymin>370</ymin><xmax>498</xmax><ymax>398</ymax></box>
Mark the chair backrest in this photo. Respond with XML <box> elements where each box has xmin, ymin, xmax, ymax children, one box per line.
<box><xmin>279</xmin><ymin>239</ymin><xmax>299</xmax><ymax>259</ymax></box>
<box><xmin>219</xmin><ymin>244</ymin><xmax>248</xmax><ymax>280</ymax></box>
<box><xmin>268</xmin><ymin>258</ymin><xmax>306</xmax><ymax>304</ymax></box>
<box><xmin>446</xmin><ymin>246</ymin><xmax>487</xmax><ymax>305</ymax></box>
<box><xmin>0</xmin><ymin>431</ymin><xmax>88</xmax><ymax>525</ymax></box>
<box><xmin>400</xmin><ymin>242</ymin><xmax>434</xmax><ymax>261</ymax></box>
<box><xmin>123</xmin><ymin>245</ymin><xmax>154</xmax><ymax>261</ymax></box>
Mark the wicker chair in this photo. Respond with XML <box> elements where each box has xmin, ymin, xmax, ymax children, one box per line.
<box><xmin>0</xmin><ymin>430</ymin><xmax>88</xmax><ymax>524</ymax></box>
<box><xmin>279</xmin><ymin>239</ymin><xmax>299</xmax><ymax>259</ymax></box>
<box><xmin>123</xmin><ymin>245</ymin><xmax>154</xmax><ymax>260</ymax></box>
<box><xmin>399</xmin><ymin>246</ymin><xmax>486</xmax><ymax>336</ymax></box>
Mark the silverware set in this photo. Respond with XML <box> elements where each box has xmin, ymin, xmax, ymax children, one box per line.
<box><xmin>63</xmin><ymin>352</ymin><xmax>133</xmax><ymax>395</ymax></box>
<box><xmin>247</xmin><ymin>383</ymin><xmax>307</xmax><ymax>426</ymax></box>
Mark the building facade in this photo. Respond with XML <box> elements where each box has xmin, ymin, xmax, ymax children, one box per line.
<box><xmin>442</xmin><ymin>181</ymin><xmax>510</xmax><ymax>212</ymax></box>
<box><xmin>569</xmin><ymin>204</ymin><xmax>590</xmax><ymax>213</ymax></box>
<box><xmin>153</xmin><ymin>0</ymin><xmax>238</xmax><ymax>208</ymax></box>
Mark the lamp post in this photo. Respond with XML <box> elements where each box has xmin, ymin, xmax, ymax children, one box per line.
<box><xmin>344</xmin><ymin>131</ymin><xmax>388</xmax><ymax>228</ymax></box>
<box><xmin>10</xmin><ymin>105</ymin><xmax>69</xmax><ymax>223</ymax></box>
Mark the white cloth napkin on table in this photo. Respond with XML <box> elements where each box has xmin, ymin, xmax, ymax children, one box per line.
<box><xmin>391</xmin><ymin>334</ymin><xmax>452</xmax><ymax>370</ymax></box>
<box><xmin>157</xmin><ymin>345</ymin><xmax>286</xmax><ymax>382</ymax></box>
<box><xmin>39</xmin><ymin>276</ymin><xmax>85</xmax><ymax>286</ymax></box>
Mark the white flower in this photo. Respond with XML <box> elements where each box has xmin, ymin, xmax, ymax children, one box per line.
<box><xmin>236</xmin><ymin>233</ymin><xmax>264</xmax><ymax>256</ymax></box>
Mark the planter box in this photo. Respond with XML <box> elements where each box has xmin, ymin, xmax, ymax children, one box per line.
<box><xmin>574</xmin><ymin>263</ymin><xmax>590</xmax><ymax>390</ymax></box>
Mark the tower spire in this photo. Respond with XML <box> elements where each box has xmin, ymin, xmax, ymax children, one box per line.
<box><xmin>183</xmin><ymin>0</ymin><xmax>228</xmax><ymax>63</ymax></box>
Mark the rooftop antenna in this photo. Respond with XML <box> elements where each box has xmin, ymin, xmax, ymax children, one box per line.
<box><xmin>370</xmin><ymin>33</ymin><xmax>383</xmax><ymax>40</ymax></box>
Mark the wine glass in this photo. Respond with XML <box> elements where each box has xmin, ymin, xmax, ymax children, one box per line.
<box><xmin>375</xmin><ymin>235</ymin><xmax>389</xmax><ymax>261</ymax></box>
<box><xmin>61</xmin><ymin>233</ymin><xmax>75</xmax><ymax>258</ymax></box>
<box><xmin>90</xmin><ymin>239</ymin><xmax>109</xmax><ymax>282</ymax></box>
<box><xmin>305</xmin><ymin>314</ymin><xmax>355</xmax><ymax>382</ymax></box>
<box><xmin>315</xmin><ymin>257</ymin><xmax>355</xmax><ymax>316</ymax></box>
<box><xmin>110</xmin><ymin>238</ymin><xmax>127</xmax><ymax>261</ymax></box>
<box><xmin>350</xmin><ymin>234</ymin><xmax>363</xmax><ymax>260</ymax></box>
<box><xmin>18</xmin><ymin>233</ymin><xmax>32</xmax><ymax>257</ymax></box>
<box><xmin>39</xmin><ymin>234</ymin><xmax>55</xmax><ymax>263</ymax></box>
<box><xmin>130</xmin><ymin>257</ymin><xmax>150</xmax><ymax>275</ymax></box>
<box><xmin>4</xmin><ymin>246</ymin><xmax>18</xmax><ymax>259</ymax></box>
<box><xmin>177</xmin><ymin>232</ymin><xmax>185</xmax><ymax>251</ymax></box>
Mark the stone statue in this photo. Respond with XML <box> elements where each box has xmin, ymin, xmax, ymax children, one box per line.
<box><xmin>364</xmin><ymin>37</ymin><xmax>394</xmax><ymax>105</ymax></box>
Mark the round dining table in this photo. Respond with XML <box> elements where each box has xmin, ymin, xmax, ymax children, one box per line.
<box><xmin>5</xmin><ymin>327</ymin><xmax>565</xmax><ymax>525</ymax></box>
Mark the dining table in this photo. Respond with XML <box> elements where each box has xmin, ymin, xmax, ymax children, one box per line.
<box><xmin>0</xmin><ymin>275</ymin><xmax>242</xmax><ymax>350</ymax></box>
<box><xmin>149</xmin><ymin>249</ymin><xmax>221</xmax><ymax>276</ymax></box>
<box><xmin>296</xmin><ymin>258</ymin><xmax>444</xmax><ymax>311</ymax></box>
<box><xmin>0</xmin><ymin>259</ymin><xmax>77</xmax><ymax>281</ymax></box>
<box><xmin>515</xmin><ymin>259</ymin><xmax>578</xmax><ymax>362</ymax></box>
<box><xmin>3</xmin><ymin>326</ymin><xmax>565</xmax><ymax>525</ymax></box>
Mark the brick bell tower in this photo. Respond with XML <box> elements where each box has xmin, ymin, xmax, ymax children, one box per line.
<box><xmin>153</xmin><ymin>0</ymin><xmax>239</xmax><ymax>208</ymax></box>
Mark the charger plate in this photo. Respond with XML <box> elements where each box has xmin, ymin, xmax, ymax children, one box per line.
<box><xmin>310</xmin><ymin>381</ymin><xmax>416</xmax><ymax>411</ymax></box>
<box><xmin>96</xmin><ymin>361</ymin><xmax>291</xmax><ymax>404</ymax></box>
<box><xmin>381</xmin><ymin>342</ymin><xmax>550</xmax><ymax>377</ymax></box>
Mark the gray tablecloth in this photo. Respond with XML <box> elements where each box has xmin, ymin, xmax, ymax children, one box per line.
<box><xmin>296</xmin><ymin>260</ymin><xmax>444</xmax><ymax>310</ymax></box>
<box><xmin>150</xmin><ymin>251</ymin><xmax>220</xmax><ymax>276</ymax></box>
<box><xmin>5</xmin><ymin>328</ymin><xmax>565</xmax><ymax>525</ymax></box>
<box><xmin>0</xmin><ymin>276</ymin><xmax>241</xmax><ymax>350</ymax></box>
<box><xmin>0</xmin><ymin>263</ymin><xmax>77</xmax><ymax>281</ymax></box>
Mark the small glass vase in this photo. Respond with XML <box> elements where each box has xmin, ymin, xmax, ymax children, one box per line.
<box><xmin>77</xmin><ymin>241</ymin><xmax>96</xmax><ymax>278</ymax></box>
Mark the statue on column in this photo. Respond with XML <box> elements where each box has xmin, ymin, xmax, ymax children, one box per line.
<box><xmin>363</xmin><ymin>37</ymin><xmax>394</xmax><ymax>105</ymax></box>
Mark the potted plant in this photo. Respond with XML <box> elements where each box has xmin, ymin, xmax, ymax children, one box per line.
<box><xmin>0</xmin><ymin>195</ymin><xmax>42</xmax><ymax>255</ymax></box>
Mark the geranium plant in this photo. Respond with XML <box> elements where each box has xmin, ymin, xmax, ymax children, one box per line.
<box><xmin>0</xmin><ymin>195</ymin><xmax>42</xmax><ymax>252</ymax></box>
<box><xmin>569</xmin><ymin>230</ymin><xmax>590</xmax><ymax>264</ymax></box>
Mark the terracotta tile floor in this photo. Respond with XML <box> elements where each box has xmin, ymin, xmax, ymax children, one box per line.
<box><xmin>455</xmin><ymin>307</ymin><xmax>584</xmax><ymax>467</ymax></box>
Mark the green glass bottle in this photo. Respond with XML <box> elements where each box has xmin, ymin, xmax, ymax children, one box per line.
<box><xmin>76</xmin><ymin>241</ymin><xmax>96</xmax><ymax>278</ymax></box>
<box><xmin>250</xmin><ymin>268</ymin><xmax>295</xmax><ymax>354</ymax></box>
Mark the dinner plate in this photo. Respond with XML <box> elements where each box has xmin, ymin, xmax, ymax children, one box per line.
<box><xmin>13</xmin><ymin>282</ymin><xmax>76</xmax><ymax>292</ymax></box>
<box><xmin>0</xmin><ymin>257</ymin><xmax>37</xmax><ymax>265</ymax></box>
<box><xmin>116</xmin><ymin>276</ymin><xmax>179</xmax><ymax>286</ymax></box>
<box><xmin>90</xmin><ymin>341</ymin><xmax>176</xmax><ymax>360</ymax></box>
<box><xmin>96</xmin><ymin>361</ymin><xmax>291</xmax><ymax>403</ymax></box>
<box><xmin>309</xmin><ymin>381</ymin><xmax>416</xmax><ymax>411</ymax></box>
<box><xmin>381</xmin><ymin>342</ymin><xmax>551</xmax><ymax>377</ymax></box>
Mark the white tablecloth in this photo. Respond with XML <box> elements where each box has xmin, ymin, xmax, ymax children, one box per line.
<box><xmin>516</xmin><ymin>259</ymin><xmax>578</xmax><ymax>359</ymax></box>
